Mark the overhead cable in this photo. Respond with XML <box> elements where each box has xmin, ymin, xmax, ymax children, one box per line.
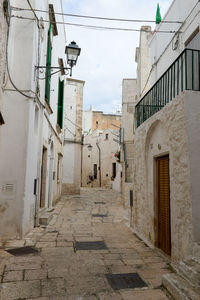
<box><xmin>11</xmin><ymin>6</ymin><xmax>183</xmax><ymax>24</ymax></box>
<box><xmin>11</xmin><ymin>15</ymin><xmax>180</xmax><ymax>33</ymax></box>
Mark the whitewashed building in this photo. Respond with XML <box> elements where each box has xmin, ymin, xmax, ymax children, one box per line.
<box><xmin>0</xmin><ymin>0</ymin><xmax>69</xmax><ymax>239</ymax></box>
<box><xmin>82</xmin><ymin>128</ymin><xmax>121</xmax><ymax>188</ymax></box>
<box><xmin>133</xmin><ymin>0</ymin><xmax>200</xmax><ymax>297</ymax></box>
<box><xmin>0</xmin><ymin>0</ymin><xmax>7</xmax><ymax>127</ymax></box>
<box><xmin>120</xmin><ymin>79</ymin><xmax>137</xmax><ymax>208</ymax></box>
<box><xmin>62</xmin><ymin>78</ymin><xmax>85</xmax><ymax>195</ymax></box>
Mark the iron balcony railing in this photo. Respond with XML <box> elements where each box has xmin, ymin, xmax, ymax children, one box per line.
<box><xmin>135</xmin><ymin>48</ymin><xmax>200</xmax><ymax>128</ymax></box>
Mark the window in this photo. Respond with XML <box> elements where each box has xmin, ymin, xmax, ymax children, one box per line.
<box><xmin>0</xmin><ymin>112</ymin><xmax>4</xmax><ymax>125</ymax></box>
<box><xmin>45</xmin><ymin>22</ymin><xmax>52</xmax><ymax>103</ymax></box>
<box><xmin>96</xmin><ymin>121</ymin><xmax>98</xmax><ymax>128</ymax></box>
<box><xmin>94</xmin><ymin>164</ymin><xmax>97</xmax><ymax>179</ymax></box>
<box><xmin>105</xmin><ymin>133</ymin><xmax>109</xmax><ymax>140</ymax></box>
<box><xmin>57</xmin><ymin>79</ymin><xmax>64</xmax><ymax>129</ymax></box>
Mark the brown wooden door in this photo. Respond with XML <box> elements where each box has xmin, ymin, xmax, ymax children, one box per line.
<box><xmin>156</xmin><ymin>156</ymin><xmax>171</xmax><ymax>255</ymax></box>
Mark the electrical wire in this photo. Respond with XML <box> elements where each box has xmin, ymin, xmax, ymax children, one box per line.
<box><xmin>26</xmin><ymin>0</ymin><xmax>39</xmax><ymax>28</ymax></box>
<box><xmin>65</xmin><ymin>116</ymin><xmax>82</xmax><ymax>130</ymax></box>
<box><xmin>10</xmin><ymin>15</ymin><xmax>180</xmax><ymax>34</ymax></box>
<box><xmin>11</xmin><ymin>6</ymin><xmax>183</xmax><ymax>24</ymax></box>
<box><xmin>64</xmin><ymin>126</ymin><xmax>76</xmax><ymax>137</ymax></box>
<box><xmin>5</xmin><ymin>14</ymin><xmax>36</xmax><ymax>99</ymax></box>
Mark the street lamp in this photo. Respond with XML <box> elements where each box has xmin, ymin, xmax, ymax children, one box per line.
<box><xmin>35</xmin><ymin>41</ymin><xmax>81</xmax><ymax>77</ymax></box>
<box><xmin>65</xmin><ymin>41</ymin><xmax>81</xmax><ymax>76</ymax></box>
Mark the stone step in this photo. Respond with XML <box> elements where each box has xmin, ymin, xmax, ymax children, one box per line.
<box><xmin>162</xmin><ymin>273</ymin><xmax>200</xmax><ymax>300</ymax></box>
<box><xmin>39</xmin><ymin>211</ymin><xmax>54</xmax><ymax>225</ymax></box>
<box><xmin>178</xmin><ymin>259</ymin><xmax>200</xmax><ymax>288</ymax></box>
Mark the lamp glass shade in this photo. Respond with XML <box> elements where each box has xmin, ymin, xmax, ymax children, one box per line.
<box><xmin>65</xmin><ymin>41</ymin><xmax>81</xmax><ymax>66</ymax></box>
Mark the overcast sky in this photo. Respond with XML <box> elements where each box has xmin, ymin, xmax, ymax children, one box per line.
<box><xmin>62</xmin><ymin>0</ymin><xmax>172</xmax><ymax>113</ymax></box>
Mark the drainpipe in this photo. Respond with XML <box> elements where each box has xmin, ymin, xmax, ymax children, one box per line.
<box><xmin>96</xmin><ymin>142</ymin><xmax>101</xmax><ymax>187</ymax></box>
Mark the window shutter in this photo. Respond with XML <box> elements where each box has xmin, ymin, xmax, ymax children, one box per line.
<box><xmin>45</xmin><ymin>22</ymin><xmax>52</xmax><ymax>102</ymax></box>
<box><xmin>57</xmin><ymin>79</ymin><xmax>64</xmax><ymax>129</ymax></box>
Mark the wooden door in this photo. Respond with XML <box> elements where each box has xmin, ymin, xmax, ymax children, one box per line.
<box><xmin>156</xmin><ymin>156</ymin><xmax>171</xmax><ymax>255</ymax></box>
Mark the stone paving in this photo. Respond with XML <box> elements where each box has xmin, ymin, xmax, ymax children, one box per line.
<box><xmin>0</xmin><ymin>188</ymin><xmax>172</xmax><ymax>300</ymax></box>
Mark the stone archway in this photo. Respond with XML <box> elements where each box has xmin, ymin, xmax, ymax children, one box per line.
<box><xmin>145</xmin><ymin>120</ymin><xmax>170</xmax><ymax>252</ymax></box>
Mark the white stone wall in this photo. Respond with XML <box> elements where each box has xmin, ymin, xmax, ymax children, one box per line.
<box><xmin>0</xmin><ymin>0</ymin><xmax>66</xmax><ymax>238</ymax></box>
<box><xmin>150</xmin><ymin>0</ymin><xmax>200</xmax><ymax>84</ymax></box>
<box><xmin>122</xmin><ymin>79</ymin><xmax>137</xmax><ymax>142</ymax></box>
<box><xmin>82</xmin><ymin>129</ymin><xmax>120</xmax><ymax>188</ymax></box>
<box><xmin>120</xmin><ymin>79</ymin><xmax>137</xmax><ymax>208</ymax></box>
<box><xmin>135</xmin><ymin>26</ymin><xmax>152</xmax><ymax>98</ymax></box>
<box><xmin>133</xmin><ymin>91</ymin><xmax>200</xmax><ymax>262</ymax></box>
<box><xmin>62</xmin><ymin>78</ymin><xmax>84</xmax><ymax>194</ymax></box>
<box><xmin>82</xmin><ymin>107</ymin><xmax>93</xmax><ymax>135</ymax></box>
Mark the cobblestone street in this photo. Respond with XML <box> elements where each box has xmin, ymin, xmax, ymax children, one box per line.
<box><xmin>0</xmin><ymin>188</ymin><xmax>171</xmax><ymax>300</ymax></box>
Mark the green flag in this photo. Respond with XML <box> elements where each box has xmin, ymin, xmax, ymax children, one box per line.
<box><xmin>156</xmin><ymin>3</ymin><xmax>162</xmax><ymax>24</ymax></box>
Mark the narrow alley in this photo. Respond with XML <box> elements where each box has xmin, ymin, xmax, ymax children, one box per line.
<box><xmin>0</xmin><ymin>189</ymin><xmax>171</xmax><ymax>300</ymax></box>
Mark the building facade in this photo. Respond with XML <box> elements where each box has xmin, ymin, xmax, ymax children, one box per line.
<box><xmin>120</xmin><ymin>79</ymin><xmax>137</xmax><ymax>208</ymax></box>
<box><xmin>62</xmin><ymin>78</ymin><xmax>85</xmax><ymax>195</ymax></box>
<box><xmin>132</xmin><ymin>0</ymin><xmax>200</xmax><ymax>297</ymax></box>
<box><xmin>0</xmin><ymin>0</ymin><xmax>67</xmax><ymax>239</ymax></box>
<box><xmin>82</xmin><ymin>107</ymin><xmax>121</xmax><ymax>135</ymax></box>
<box><xmin>0</xmin><ymin>0</ymin><xmax>7</xmax><ymax>127</ymax></box>
<box><xmin>82</xmin><ymin>128</ymin><xmax>121</xmax><ymax>188</ymax></box>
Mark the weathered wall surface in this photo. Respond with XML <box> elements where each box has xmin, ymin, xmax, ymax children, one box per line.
<box><xmin>135</xmin><ymin>26</ymin><xmax>152</xmax><ymax>98</ymax></box>
<box><xmin>92</xmin><ymin>112</ymin><xmax>121</xmax><ymax>132</ymax></box>
<box><xmin>120</xmin><ymin>79</ymin><xmax>137</xmax><ymax>208</ymax></box>
<box><xmin>62</xmin><ymin>79</ymin><xmax>84</xmax><ymax>195</ymax></box>
<box><xmin>150</xmin><ymin>0</ymin><xmax>200</xmax><ymax>85</ymax></box>
<box><xmin>0</xmin><ymin>0</ymin><xmax>66</xmax><ymax>239</ymax></box>
<box><xmin>133</xmin><ymin>91</ymin><xmax>198</xmax><ymax>261</ymax></box>
<box><xmin>184</xmin><ymin>92</ymin><xmax>200</xmax><ymax>243</ymax></box>
<box><xmin>82</xmin><ymin>129</ymin><xmax>120</xmax><ymax>188</ymax></box>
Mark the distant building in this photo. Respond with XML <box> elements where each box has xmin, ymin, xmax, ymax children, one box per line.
<box><xmin>62</xmin><ymin>78</ymin><xmax>85</xmax><ymax>195</ymax></box>
<box><xmin>120</xmin><ymin>79</ymin><xmax>137</xmax><ymax>208</ymax></box>
<box><xmin>82</xmin><ymin>107</ymin><xmax>121</xmax><ymax>135</ymax></box>
<box><xmin>135</xmin><ymin>26</ymin><xmax>152</xmax><ymax>98</ymax></box>
<box><xmin>82</xmin><ymin>128</ymin><xmax>120</xmax><ymax>188</ymax></box>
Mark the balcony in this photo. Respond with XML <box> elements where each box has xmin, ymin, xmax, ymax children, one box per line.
<box><xmin>135</xmin><ymin>48</ymin><xmax>200</xmax><ymax>128</ymax></box>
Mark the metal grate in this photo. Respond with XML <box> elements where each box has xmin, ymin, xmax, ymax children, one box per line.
<box><xmin>6</xmin><ymin>247</ymin><xmax>39</xmax><ymax>256</ymax></box>
<box><xmin>75</xmin><ymin>241</ymin><xmax>107</xmax><ymax>250</ymax></box>
<box><xmin>106</xmin><ymin>273</ymin><xmax>148</xmax><ymax>290</ymax></box>
<box><xmin>92</xmin><ymin>213</ymin><xmax>108</xmax><ymax>217</ymax></box>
